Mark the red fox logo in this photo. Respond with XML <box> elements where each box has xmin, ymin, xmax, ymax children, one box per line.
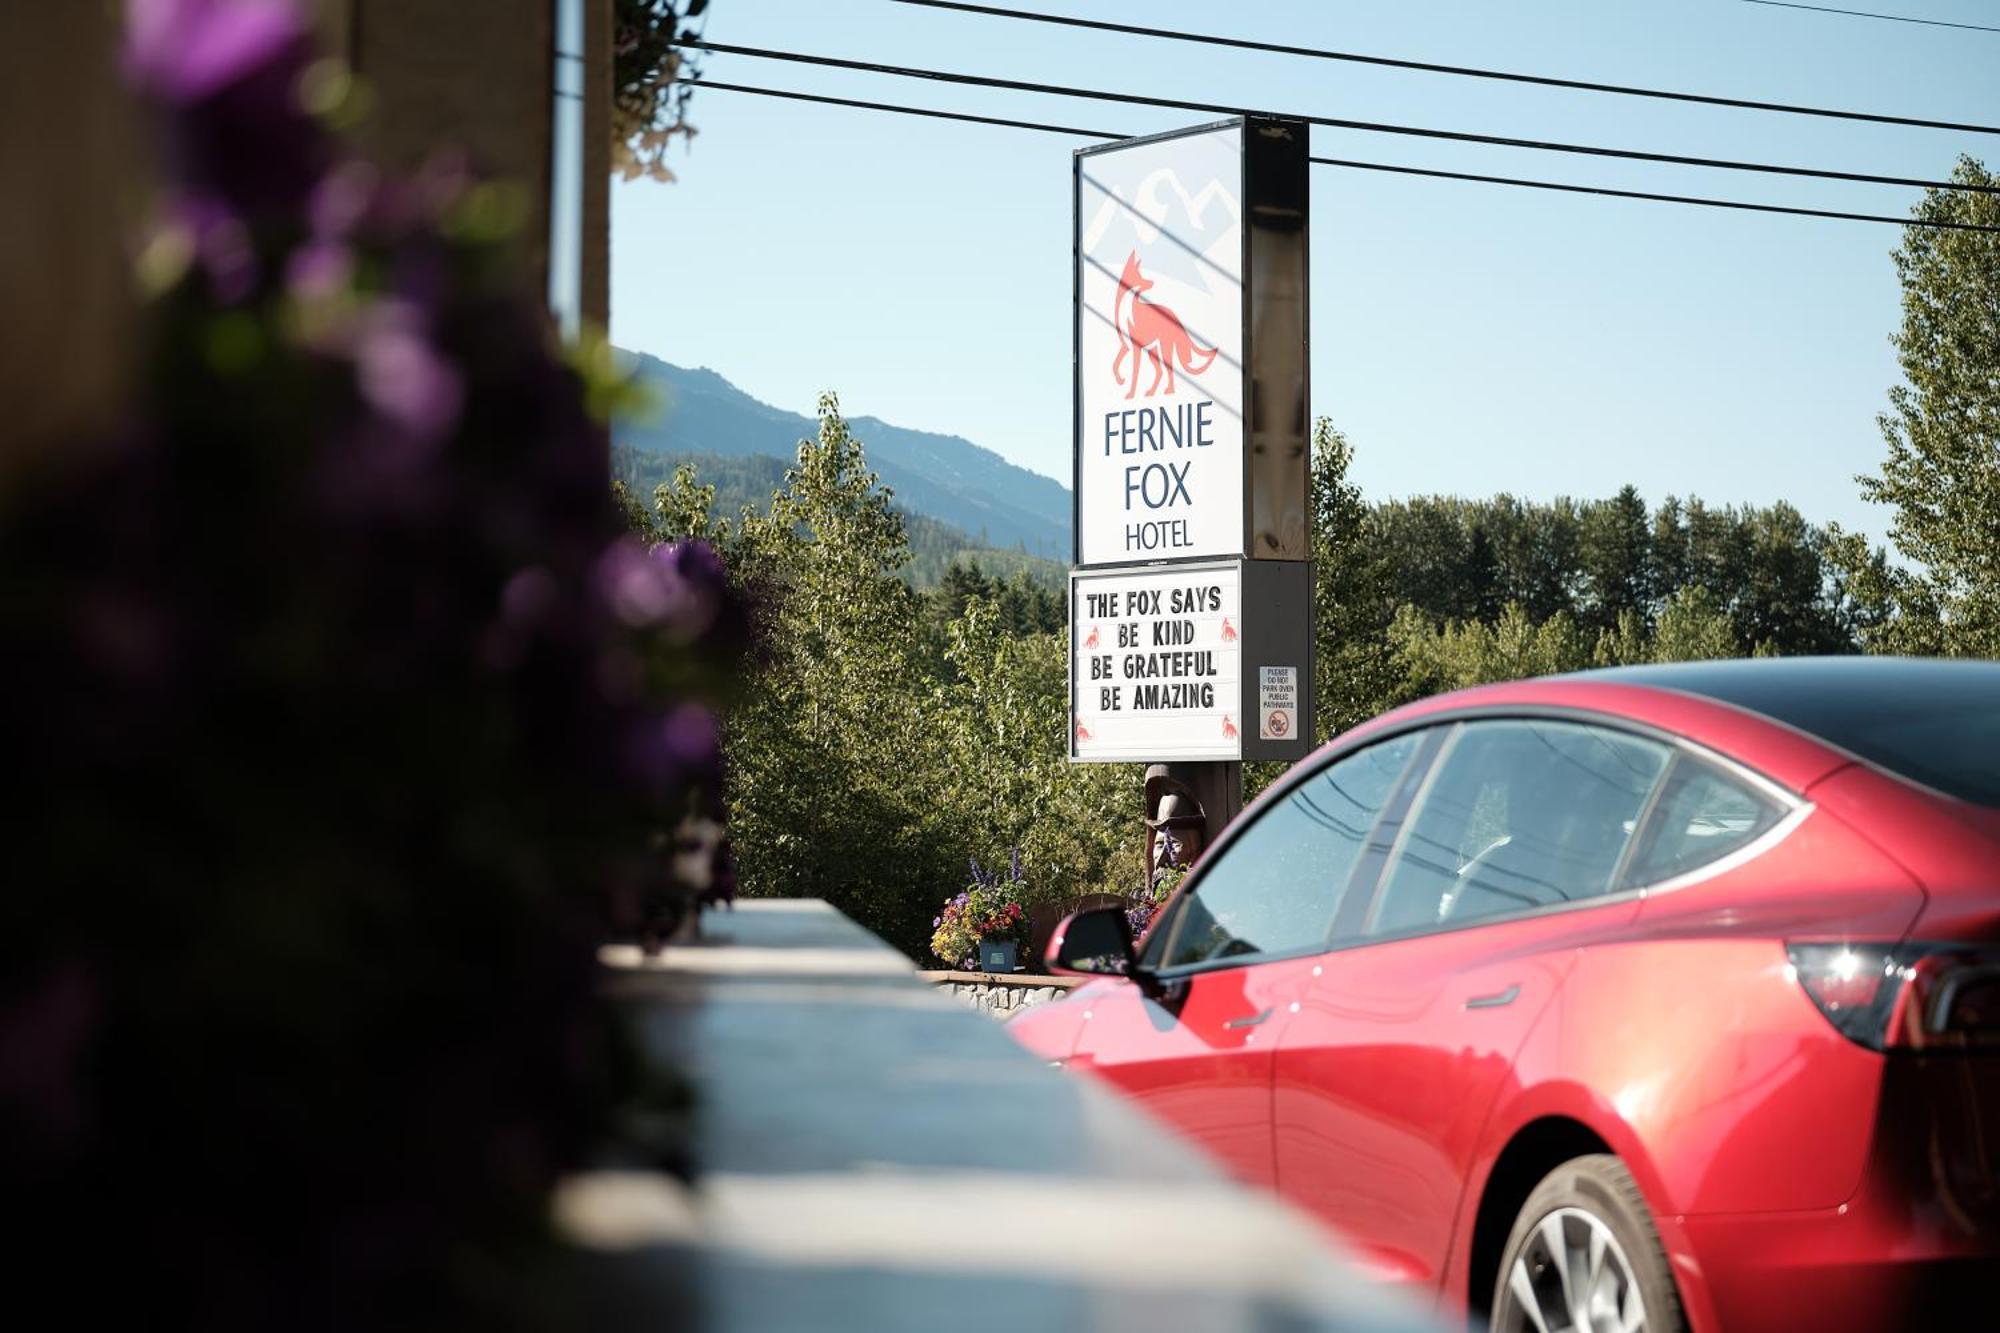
<box><xmin>1083</xmin><ymin>625</ymin><xmax>1101</xmax><ymax>649</ymax></box>
<box><xmin>1075</xmin><ymin>717</ymin><xmax>1093</xmax><ymax>741</ymax></box>
<box><xmin>1219</xmin><ymin>616</ymin><xmax>1237</xmax><ymax>643</ymax></box>
<box><xmin>1113</xmin><ymin>251</ymin><xmax>1218</xmax><ymax>399</ymax></box>
<box><xmin>1221</xmin><ymin>714</ymin><xmax>1238</xmax><ymax>740</ymax></box>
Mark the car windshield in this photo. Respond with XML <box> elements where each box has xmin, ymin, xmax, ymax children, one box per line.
<box><xmin>1601</xmin><ymin>660</ymin><xmax>2000</xmax><ymax>808</ymax></box>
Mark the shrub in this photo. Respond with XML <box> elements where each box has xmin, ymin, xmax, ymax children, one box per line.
<box><xmin>2</xmin><ymin>3</ymin><xmax>739</xmax><ymax>1326</ymax></box>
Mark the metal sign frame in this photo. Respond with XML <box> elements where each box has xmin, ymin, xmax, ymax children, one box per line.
<box><xmin>1072</xmin><ymin>116</ymin><xmax>1310</xmax><ymax>570</ymax></box>
<box><xmin>1068</xmin><ymin>557</ymin><xmax>1313</xmax><ymax>764</ymax></box>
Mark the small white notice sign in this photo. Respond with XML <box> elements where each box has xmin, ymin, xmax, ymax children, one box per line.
<box><xmin>1258</xmin><ymin>666</ymin><xmax>1298</xmax><ymax>742</ymax></box>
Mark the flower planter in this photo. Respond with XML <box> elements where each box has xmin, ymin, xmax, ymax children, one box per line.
<box><xmin>978</xmin><ymin>939</ymin><xmax>1020</xmax><ymax>973</ymax></box>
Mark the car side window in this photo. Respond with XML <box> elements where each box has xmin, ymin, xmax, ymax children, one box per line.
<box><xmin>1364</xmin><ymin>719</ymin><xmax>1671</xmax><ymax>937</ymax></box>
<box><xmin>1621</xmin><ymin>757</ymin><xmax>1784</xmax><ymax>888</ymax></box>
<box><xmin>1150</xmin><ymin>733</ymin><xmax>1422</xmax><ymax>969</ymax></box>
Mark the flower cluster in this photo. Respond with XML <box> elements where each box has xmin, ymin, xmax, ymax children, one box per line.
<box><xmin>1127</xmin><ymin>863</ymin><xmax>1188</xmax><ymax>940</ymax></box>
<box><xmin>2</xmin><ymin>0</ymin><xmax>741</xmax><ymax>1325</ymax></box>
<box><xmin>930</xmin><ymin>852</ymin><xmax>1032</xmax><ymax>969</ymax></box>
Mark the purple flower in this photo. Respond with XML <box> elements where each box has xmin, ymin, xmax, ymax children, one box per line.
<box><xmin>356</xmin><ymin>304</ymin><xmax>463</xmax><ymax>442</ymax></box>
<box><xmin>126</xmin><ymin>0</ymin><xmax>301</xmax><ymax>105</ymax></box>
<box><xmin>167</xmin><ymin>193</ymin><xmax>259</xmax><ymax>304</ymax></box>
<box><xmin>500</xmin><ymin>567</ymin><xmax>560</xmax><ymax>629</ymax></box>
<box><xmin>661</xmin><ymin>702</ymin><xmax>720</xmax><ymax>771</ymax></box>
<box><xmin>668</xmin><ymin>540</ymin><xmax>728</xmax><ymax>594</ymax></box>
<box><xmin>285</xmin><ymin>239</ymin><xmax>352</xmax><ymax>300</ymax></box>
<box><xmin>309</xmin><ymin>160</ymin><xmax>381</xmax><ymax>239</ymax></box>
<box><xmin>595</xmin><ymin>539</ymin><xmax>658</xmax><ymax>627</ymax></box>
<box><xmin>126</xmin><ymin>0</ymin><xmax>326</xmax><ymax>215</ymax></box>
<box><xmin>595</xmin><ymin>539</ymin><xmax>719</xmax><ymax>639</ymax></box>
<box><xmin>0</xmin><ymin>960</ymin><xmax>101</xmax><ymax>1152</ymax></box>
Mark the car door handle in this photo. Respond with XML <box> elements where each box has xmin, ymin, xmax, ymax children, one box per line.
<box><xmin>1223</xmin><ymin>1008</ymin><xmax>1274</xmax><ymax>1029</ymax></box>
<box><xmin>1464</xmin><ymin>985</ymin><xmax>1521</xmax><ymax>1010</ymax></box>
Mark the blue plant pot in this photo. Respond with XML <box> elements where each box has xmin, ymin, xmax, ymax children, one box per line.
<box><xmin>979</xmin><ymin>940</ymin><xmax>1020</xmax><ymax>973</ymax></box>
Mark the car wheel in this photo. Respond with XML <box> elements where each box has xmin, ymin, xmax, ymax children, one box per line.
<box><xmin>1490</xmin><ymin>1154</ymin><xmax>1684</xmax><ymax>1333</ymax></box>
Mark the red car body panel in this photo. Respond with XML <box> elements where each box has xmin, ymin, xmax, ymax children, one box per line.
<box><xmin>1067</xmin><ymin>954</ymin><xmax>1321</xmax><ymax>1187</ymax></box>
<box><xmin>1010</xmin><ymin>671</ymin><xmax>2000</xmax><ymax>1332</ymax></box>
<box><xmin>1271</xmin><ymin>896</ymin><xmax>1617</xmax><ymax>1288</ymax></box>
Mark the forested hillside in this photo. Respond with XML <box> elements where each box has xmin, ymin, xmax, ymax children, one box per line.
<box><xmin>612</xmin><ymin>443</ymin><xmax>1067</xmax><ymax>591</ymax></box>
<box><xmin>614</xmin><ymin>353</ymin><xmax>1072</xmax><ymax>558</ymax></box>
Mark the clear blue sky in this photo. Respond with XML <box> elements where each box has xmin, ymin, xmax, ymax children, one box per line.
<box><xmin>610</xmin><ymin>0</ymin><xmax>1999</xmax><ymax>542</ymax></box>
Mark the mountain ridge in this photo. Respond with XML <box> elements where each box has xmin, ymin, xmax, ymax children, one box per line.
<box><xmin>614</xmin><ymin>351</ymin><xmax>1072</xmax><ymax>558</ymax></box>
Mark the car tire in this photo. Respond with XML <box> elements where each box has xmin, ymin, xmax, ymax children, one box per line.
<box><xmin>1490</xmin><ymin>1154</ymin><xmax>1685</xmax><ymax>1333</ymax></box>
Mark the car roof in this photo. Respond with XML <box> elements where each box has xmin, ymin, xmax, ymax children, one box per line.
<box><xmin>1324</xmin><ymin>656</ymin><xmax>2000</xmax><ymax>801</ymax></box>
<box><xmin>1573</xmin><ymin>654</ymin><xmax>2000</xmax><ymax>713</ymax></box>
<box><xmin>1575</xmin><ymin>656</ymin><xmax>2000</xmax><ymax>806</ymax></box>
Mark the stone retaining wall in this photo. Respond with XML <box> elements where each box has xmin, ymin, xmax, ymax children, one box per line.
<box><xmin>917</xmin><ymin>970</ymin><xmax>1085</xmax><ymax>1019</ymax></box>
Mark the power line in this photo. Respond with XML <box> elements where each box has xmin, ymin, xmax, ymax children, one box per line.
<box><xmin>678</xmin><ymin>39</ymin><xmax>1997</xmax><ymax>196</ymax></box>
<box><xmin>1307</xmin><ymin>154</ymin><xmax>2000</xmax><ymax>231</ymax></box>
<box><xmin>681</xmin><ymin>79</ymin><xmax>2000</xmax><ymax>233</ymax></box>
<box><xmin>694</xmin><ymin>79</ymin><xmax>1121</xmax><ymax>138</ymax></box>
<box><xmin>887</xmin><ymin>0</ymin><xmax>2000</xmax><ymax>136</ymax></box>
<box><xmin>1740</xmin><ymin>1</ymin><xmax>2000</xmax><ymax>34</ymax></box>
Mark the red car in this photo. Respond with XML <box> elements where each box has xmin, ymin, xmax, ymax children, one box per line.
<box><xmin>1016</xmin><ymin>658</ymin><xmax>2000</xmax><ymax>1333</ymax></box>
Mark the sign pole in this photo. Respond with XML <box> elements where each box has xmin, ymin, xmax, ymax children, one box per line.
<box><xmin>1168</xmin><ymin>760</ymin><xmax>1240</xmax><ymax>847</ymax></box>
<box><xmin>1069</xmin><ymin>117</ymin><xmax>1311</xmax><ymax>858</ymax></box>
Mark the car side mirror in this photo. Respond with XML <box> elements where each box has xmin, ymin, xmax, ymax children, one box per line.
<box><xmin>1046</xmin><ymin>906</ymin><xmax>1162</xmax><ymax>997</ymax></box>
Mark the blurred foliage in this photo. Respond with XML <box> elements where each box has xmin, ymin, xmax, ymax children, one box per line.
<box><xmin>3</xmin><ymin>3</ymin><xmax>738</xmax><ymax>1327</ymax></box>
<box><xmin>612</xmin><ymin>443</ymin><xmax>1068</xmax><ymax>593</ymax></box>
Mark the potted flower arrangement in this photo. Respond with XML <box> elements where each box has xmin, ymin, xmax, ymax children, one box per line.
<box><xmin>931</xmin><ymin>851</ymin><xmax>1033</xmax><ymax>973</ymax></box>
<box><xmin>1127</xmin><ymin>862</ymin><xmax>1187</xmax><ymax>940</ymax></box>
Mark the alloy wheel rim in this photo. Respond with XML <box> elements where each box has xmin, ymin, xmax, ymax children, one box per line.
<box><xmin>1500</xmin><ymin>1206</ymin><xmax>1646</xmax><ymax>1333</ymax></box>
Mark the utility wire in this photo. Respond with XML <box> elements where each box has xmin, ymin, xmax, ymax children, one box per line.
<box><xmin>1740</xmin><ymin>1</ymin><xmax>2000</xmax><ymax>34</ymax></box>
<box><xmin>887</xmin><ymin>0</ymin><xmax>2000</xmax><ymax>135</ymax></box>
<box><xmin>681</xmin><ymin>79</ymin><xmax>2000</xmax><ymax>233</ymax></box>
<box><xmin>678</xmin><ymin>39</ymin><xmax>1997</xmax><ymax>195</ymax></box>
<box><xmin>693</xmin><ymin>78</ymin><xmax>1120</xmax><ymax>138</ymax></box>
<box><xmin>1309</xmin><ymin>154</ymin><xmax>1999</xmax><ymax>229</ymax></box>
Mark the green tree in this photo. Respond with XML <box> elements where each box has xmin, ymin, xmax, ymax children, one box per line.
<box><xmin>1649</xmin><ymin>497</ymin><xmax>1689</xmax><ymax>606</ymax></box>
<box><xmin>1822</xmin><ymin>523</ymin><xmax>1949</xmax><ymax>655</ymax></box>
<box><xmin>1389</xmin><ymin>602</ymin><xmax>1593</xmax><ymax>694</ymax></box>
<box><xmin>1732</xmin><ymin>502</ymin><xmax>1848</xmax><ymax>655</ymax></box>
<box><xmin>629</xmin><ymin>395</ymin><xmax>1138</xmax><ymax>959</ymax></box>
<box><xmin>1578</xmin><ymin>485</ymin><xmax>1652</xmax><ymax>634</ymax></box>
<box><xmin>929</xmin><ymin>598</ymin><xmax>1139</xmax><ymax>907</ymax></box>
<box><xmin>1309</xmin><ymin>419</ymin><xmax>1402</xmax><ymax>736</ymax></box>
<box><xmin>720</xmin><ymin>395</ymin><xmax>957</xmax><ymax>954</ymax></box>
<box><xmin>1651</xmin><ymin>585</ymin><xmax>1740</xmax><ymax>662</ymax></box>
<box><xmin>1857</xmin><ymin>156</ymin><xmax>2000</xmax><ymax>655</ymax></box>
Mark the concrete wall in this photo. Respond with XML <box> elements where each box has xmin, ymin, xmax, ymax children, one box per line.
<box><xmin>920</xmin><ymin>972</ymin><xmax>1085</xmax><ymax>1020</ymax></box>
<box><xmin>0</xmin><ymin>3</ymin><xmax>135</xmax><ymax>474</ymax></box>
<box><xmin>327</xmin><ymin>0</ymin><xmax>610</xmax><ymax>329</ymax></box>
